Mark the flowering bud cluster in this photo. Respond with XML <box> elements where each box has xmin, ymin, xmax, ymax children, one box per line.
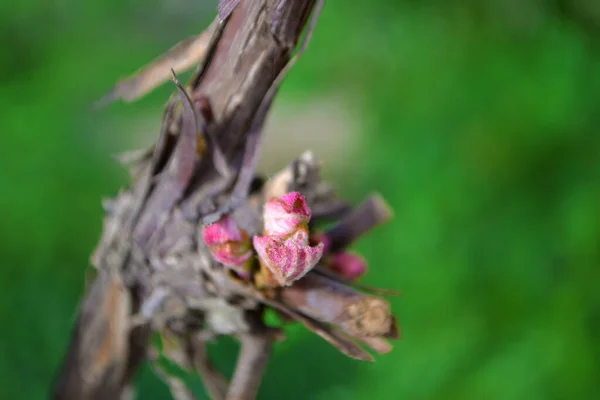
<box><xmin>202</xmin><ymin>192</ymin><xmax>368</xmax><ymax>285</ymax></box>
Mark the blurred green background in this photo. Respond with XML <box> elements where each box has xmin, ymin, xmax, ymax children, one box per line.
<box><xmin>2</xmin><ymin>0</ymin><xmax>600</xmax><ymax>399</ymax></box>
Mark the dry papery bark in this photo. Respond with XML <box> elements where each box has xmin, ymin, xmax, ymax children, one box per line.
<box><xmin>52</xmin><ymin>1</ymin><xmax>400</xmax><ymax>399</ymax></box>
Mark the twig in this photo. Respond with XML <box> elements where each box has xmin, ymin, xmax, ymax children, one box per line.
<box><xmin>226</xmin><ymin>331</ymin><xmax>274</xmax><ymax>400</ymax></box>
<box><xmin>190</xmin><ymin>338</ymin><xmax>229</xmax><ymax>400</ymax></box>
<box><xmin>280</xmin><ymin>273</ymin><xmax>394</xmax><ymax>337</ymax></box>
<box><xmin>324</xmin><ymin>194</ymin><xmax>394</xmax><ymax>252</ymax></box>
<box><xmin>96</xmin><ymin>22</ymin><xmax>217</xmax><ymax>106</ymax></box>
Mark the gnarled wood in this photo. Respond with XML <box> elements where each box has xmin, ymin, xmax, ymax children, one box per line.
<box><xmin>53</xmin><ymin>1</ymin><xmax>399</xmax><ymax>399</ymax></box>
<box><xmin>53</xmin><ymin>2</ymin><xmax>318</xmax><ymax>399</ymax></box>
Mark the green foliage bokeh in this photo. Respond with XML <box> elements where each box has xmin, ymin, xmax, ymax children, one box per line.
<box><xmin>1</xmin><ymin>1</ymin><xmax>599</xmax><ymax>399</ymax></box>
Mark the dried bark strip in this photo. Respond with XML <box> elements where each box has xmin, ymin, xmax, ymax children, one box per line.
<box><xmin>96</xmin><ymin>22</ymin><xmax>217</xmax><ymax>106</ymax></box>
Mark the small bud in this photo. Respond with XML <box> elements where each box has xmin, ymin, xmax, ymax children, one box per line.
<box><xmin>310</xmin><ymin>232</ymin><xmax>332</xmax><ymax>254</ymax></box>
<box><xmin>263</xmin><ymin>192</ymin><xmax>311</xmax><ymax>238</ymax></box>
<box><xmin>253</xmin><ymin>229</ymin><xmax>324</xmax><ymax>286</ymax></box>
<box><xmin>202</xmin><ymin>215</ymin><xmax>252</xmax><ymax>267</ymax></box>
<box><xmin>203</xmin><ymin>214</ymin><xmax>246</xmax><ymax>245</ymax></box>
<box><xmin>210</xmin><ymin>243</ymin><xmax>252</xmax><ymax>267</ymax></box>
<box><xmin>329</xmin><ymin>252</ymin><xmax>368</xmax><ymax>280</ymax></box>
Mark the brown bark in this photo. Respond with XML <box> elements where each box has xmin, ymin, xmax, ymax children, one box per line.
<box><xmin>191</xmin><ymin>0</ymin><xmax>316</xmax><ymax>161</ymax></box>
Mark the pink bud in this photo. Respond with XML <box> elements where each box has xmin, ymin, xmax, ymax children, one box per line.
<box><xmin>310</xmin><ymin>232</ymin><xmax>332</xmax><ymax>254</ymax></box>
<box><xmin>202</xmin><ymin>215</ymin><xmax>252</xmax><ymax>267</ymax></box>
<box><xmin>253</xmin><ymin>230</ymin><xmax>324</xmax><ymax>286</ymax></box>
<box><xmin>209</xmin><ymin>243</ymin><xmax>252</xmax><ymax>266</ymax></box>
<box><xmin>203</xmin><ymin>214</ymin><xmax>246</xmax><ymax>245</ymax></box>
<box><xmin>329</xmin><ymin>252</ymin><xmax>368</xmax><ymax>280</ymax></box>
<box><xmin>263</xmin><ymin>192</ymin><xmax>311</xmax><ymax>237</ymax></box>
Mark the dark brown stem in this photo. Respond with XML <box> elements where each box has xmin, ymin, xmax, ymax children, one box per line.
<box><xmin>325</xmin><ymin>194</ymin><xmax>393</xmax><ymax>252</ymax></box>
<box><xmin>191</xmin><ymin>0</ymin><xmax>316</xmax><ymax>158</ymax></box>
